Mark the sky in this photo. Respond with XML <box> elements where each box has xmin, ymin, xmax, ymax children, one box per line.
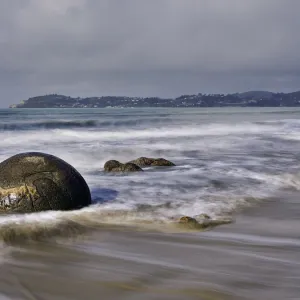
<box><xmin>1</xmin><ymin>0</ymin><xmax>300</xmax><ymax>107</ymax></box>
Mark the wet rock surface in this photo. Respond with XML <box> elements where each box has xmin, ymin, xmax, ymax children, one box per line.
<box><xmin>104</xmin><ymin>160</ymin><xmax>143</xmax><ymax>172</ymax></box>
<box><xmin>178</xmin><ymin>215</ymin><xmax>233</xmax><ymax>230</ymax></box>
<box><xmin>0</xmin><ymin>152</ymin><xmax>91</xmax><ymax>213</ymax></box>
<box><xmin>129</xmin><ymin>157</ymin><xmax>176</xmax><ymax>167</ymax></box>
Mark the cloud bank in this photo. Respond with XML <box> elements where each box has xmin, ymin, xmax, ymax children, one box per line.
<box><xmin>1</xmin><ymin>0</ymin><xmax>299</xmax><ymax>106</ymax></box>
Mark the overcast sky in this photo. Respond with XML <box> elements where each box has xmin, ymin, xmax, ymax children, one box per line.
<box><xmin>1</xmin><ymin>0</ymin><xmax>300</xmax><ymax>107</ymax></box>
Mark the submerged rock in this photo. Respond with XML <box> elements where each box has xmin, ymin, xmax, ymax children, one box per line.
<box><xmin>104</xmin><ymin>160</ymin><xmax>143</xmax><ymax>172</ymax></box>
<box><xmin>178</xmin><ymin>215</ymin><xmax>233</xmax><ymax>230</ymax></box>
<box><xmin>178</xmin><ymin>216</ymin><xmax>208</xmax><ymax>229</ymax></box>
<box><xmin>129</xmin><ymin>157</ymin><xmax>175</xmax><ymax>167</ymax></box>
<box><xmin>0</xmin><ymin>152</ymin><xmax>91</xmax><ymax>213</ymax></box>
<box><xmin>194</xmin><ymin>213</ymin><xmax>211</xmax><ymax>221</ymax></box>
<box><xmin>179</xmin><ymin>216</ymin><xmax>199</xmax><ymax>225</ymax></box>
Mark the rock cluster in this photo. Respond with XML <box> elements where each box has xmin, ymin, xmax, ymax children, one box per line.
<box><xmin>104</xmin><ymin>156</ymin><xmax>175</xmax><ymax>172</ymax></box>
<box><xmin>0</xmin><ymin>152</ymin><xmax>232</xmax><ymax>232</ymax></box>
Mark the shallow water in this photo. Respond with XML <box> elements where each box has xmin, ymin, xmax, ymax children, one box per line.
<box><xmin>0</xmin><ymin>107</ymin><xmax>300</xmax><ymax>299</ymax></box>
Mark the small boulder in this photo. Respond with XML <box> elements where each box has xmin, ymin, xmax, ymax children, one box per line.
<box><xmin>104</xmin><ymin>160</ymin><xmax>123</xmax><ymax>172</ymax></box>
<box><xmin>129</xmin><ymin>157</ymin><xmax>175</xmax><ymax>167</ymax></box>
<box><xmin>121</xmin><ymin>163</ymin><xmax>143</xmax><ymax>172</ymax></box>
<box><xmin>104</xmin><ymin>160</ymin><xmax>142</xmax><ymax>172</ymax></box>
<box><xmin>0</xmin><ymin>152</ymin><xmax>91</xmax><ymax>213</ymax></box>
<box><xmin>178</xmin><ymin>214</ymin><xmax>232</xmax><ymax>230</ymax></box>
<box><xmin>151</xmin><ymin>158</ymin><xmax>176</xmax><ymax>167</ymax></box>
<box><xmin>129</xmin><ymin>157</ymin><xmax>154</xmax><ymax>167</ymax></box>
<box><xmin>179</xmin><ymin>216</ymin><xmax>198</xmax><ymax>225</ymax></box>
<box><xmin>178</xmin><ymin>216</ymin><xmax>207</xmax><ymax>229</ymax></box>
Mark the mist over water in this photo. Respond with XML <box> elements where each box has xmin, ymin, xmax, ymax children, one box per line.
<box><xmin>1</xmin><ymin>107</ymin><xmax>300</xmax><ymax>299</ymax></box>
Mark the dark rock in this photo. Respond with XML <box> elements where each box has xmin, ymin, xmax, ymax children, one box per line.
<box><xmin>178</xmin><ymin>214</ymin><xmax>232</xmax><ymax>230</ymax></box>
<box><xmin>151</xmin><ymin>158</ymin><xmax>176</xmax><ymax>167</ymax></box>
<box><xmin>129</xmin><ymin>157</ymin><xmax>155</xmax><ymax>167</ymax></box>
<box><xmin>104</xmin><ymin>160</ymin><xmax>143</xmax><ymax>172</ymax></box>
<box><xmin>129</xmin><ymin>157</ymin><xmax>175</xmax><ymax>167</ymax></box>
<box><xmin>179</xmin><ymin>216</ymin><xmax>198</xmax><ymax>225</ymax></box>
<box><xmin>0</xmin><ymin>152</ymin><xmax>91</xmax><ymax>213</ymax></box>
<box><xmin>104</xmin><ymin>160</ymin><xmax>122</xmax><ymax>172</ymax></box>
<box><xmin>121</xmin><ymin>163</ymin><xmax>143</xmax><ymax>172</ymax></box>
<box><xmin>178</xmin><ymin>216</ymin><xmax>207</xmax><ymax>229</ymax></box>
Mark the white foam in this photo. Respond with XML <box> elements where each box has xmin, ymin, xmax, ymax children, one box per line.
<box><xmin>0</xmin><ymin>113</ymin><xmax>299</xmax><ymax>236</ymax></box>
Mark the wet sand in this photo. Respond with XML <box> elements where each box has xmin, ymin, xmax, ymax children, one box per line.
<box><xmin>1</xmin><ymin>193</ymin><xmax>300</xmax><ymax>300</ymax></box>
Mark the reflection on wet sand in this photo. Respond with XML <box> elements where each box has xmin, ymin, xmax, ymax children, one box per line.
<box><xmin>1</xmin><ymin>197</ymin><xmax>300</xmax><ymax>300</ymax></box>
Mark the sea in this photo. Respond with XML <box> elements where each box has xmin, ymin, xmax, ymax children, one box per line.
<box><xmin>0</xmin><ymin>107</ymin><xmax>300</xmax><ymax>300</ymax></box>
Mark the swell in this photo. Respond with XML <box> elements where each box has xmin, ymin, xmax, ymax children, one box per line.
<box><xmin>0</xmin><ymin>120</ymin><xmax>97</xmax><ymax>130</ymax></box>
<box><xmin>0</xmin><ymin>118</ymin><xmax>174</xmax><ymax>131</ymax></box>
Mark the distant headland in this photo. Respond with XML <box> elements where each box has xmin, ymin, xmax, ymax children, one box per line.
<box><xmin>9</xmin><ymin>90</ymin><xmax>300</xmax><ymax>108</ymax></box>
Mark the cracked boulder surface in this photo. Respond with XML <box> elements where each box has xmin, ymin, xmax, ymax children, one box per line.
<box><xmin>0</xmin><ymin>152</ymin><xmax>91</xmax><ymax>213</ymax></box>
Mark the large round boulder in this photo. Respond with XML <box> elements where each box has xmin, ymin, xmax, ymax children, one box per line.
<box><xmin>0</xmin><ymin>152</ymin><xmax>92</xmax><ymax>213</ymax></box>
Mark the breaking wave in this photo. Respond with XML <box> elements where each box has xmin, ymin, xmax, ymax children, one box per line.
<box><xmin>1</xmin><ymin>108</ymin><xmax>300</xmax><ymax>244</ymax></box>
<box><xmin>0</xmin><ymin>167</ymin><xmax>298</xmax><ymax>244</ymax></box>
<box><xmin>0</xmin><ymin>120</ymin><xmax>97</xmax><ymax>130</ymax></box>
<box><xmin>0</xmin><ymin>118</ymin><xmax>175</xmax><ymax>131</ymax></box>
<box><xmin>0</xmin><ymin>203</ymin><xmax>235</xmax><ymax>244</ymax></box>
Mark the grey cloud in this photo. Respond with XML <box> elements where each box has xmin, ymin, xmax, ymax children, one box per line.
<box><xmin>0</xmin><ymin>0</ymin><xmax>300</xmax><ymax>106</ymax></box>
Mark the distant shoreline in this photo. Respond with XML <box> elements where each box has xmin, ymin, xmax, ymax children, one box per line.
<box><xmin>9</xmin><ymin>90</ymin><xmax>300</xmax><ymax>108</ymax></box>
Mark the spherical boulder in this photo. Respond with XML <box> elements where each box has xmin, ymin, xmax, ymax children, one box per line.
<box><xmin>0</xmin><ymin>152</ymin><xmax>91</xmax><ymax>213</ymax></box>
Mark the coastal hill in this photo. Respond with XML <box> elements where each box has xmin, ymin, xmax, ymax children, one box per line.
<box><xmin>9</xmin><ymin>90</ymin><xmax>300</xmax><ymax>108</ymax></box>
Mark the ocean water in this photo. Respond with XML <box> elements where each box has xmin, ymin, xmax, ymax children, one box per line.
<box><xmin>0</xmin><ymin>107</ymin><xmax>300</xmax><ymax>299</ymax></box>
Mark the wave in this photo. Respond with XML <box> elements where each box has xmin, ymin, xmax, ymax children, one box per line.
<box><xmin>0</xmin><ymin>122</ymin><xmax>276</xmax><ymax>163</ymax></box>
<box><xmin>0</xmin><ymin>118</ymin><xmax>176</xmax><ymax>131</ymax></box>
<box><xmin>0</xmin><ymin>180</ymin><xmax>280</xmax><ymax>245</ymax></box>
<box><xmin>0</xmin><ymin>201</ymin><xmax>238</xmax><ymax>245</ymax></box>
<box><xmin>0</xmin><ymin>109</ymin><xmax>299</xmax><ymax>245</ymax></box>
<box><xmin>0</xmin><ymin>120</ymin><xmax>98</xmax><ymax>130</ymax></box>
<box><xmin>0</xmin><ymin>158</ymin><xmax>296</xmax><ymax>244</ymax></box>
<box><xmin>55</xmin><ymin>122</ymin><xmax>277</xmax><ymax>141</ymax></box>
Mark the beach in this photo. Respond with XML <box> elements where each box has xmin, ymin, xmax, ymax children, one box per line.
<box><xmin>1</xmin><ymin>107</ymin><xmax>300</xmax><ymax>299</ymax></box>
